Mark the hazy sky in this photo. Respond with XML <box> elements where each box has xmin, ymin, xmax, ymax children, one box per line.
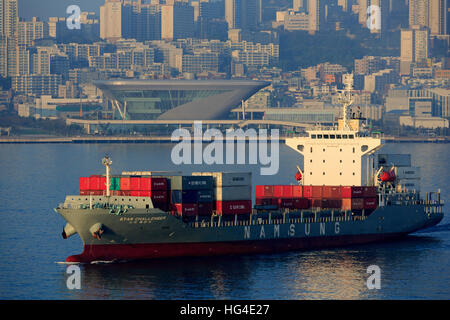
<box><xmin>19</xmin><ymin>0</ymin><xmax>104</xmax><ymax>19</ymax></box>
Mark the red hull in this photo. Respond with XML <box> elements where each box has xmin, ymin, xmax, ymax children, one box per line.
<box><xmin>66</xmin><ymin>233</ymin><xmax>405</xmax><ymax>263</ymax></box>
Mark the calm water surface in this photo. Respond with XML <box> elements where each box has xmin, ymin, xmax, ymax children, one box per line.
<box><xmin>0</xmin><ymin>143</ymin><xmax>449</xmax><ymax>299</ymax></box>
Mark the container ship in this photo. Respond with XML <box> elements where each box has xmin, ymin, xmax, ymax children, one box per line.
<box><xmin>55</xmin><ymin>75</ymin><xmax>444</xmax><ymax>263</ymax></box>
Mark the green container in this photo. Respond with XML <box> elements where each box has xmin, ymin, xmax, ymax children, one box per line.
<box><xmin>110</xmin><ymin>177</ymin><xmax>121</xmax><ymax>190</ymax></box>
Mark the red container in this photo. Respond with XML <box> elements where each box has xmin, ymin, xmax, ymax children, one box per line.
<box><xmin>293</xmin><ymin>198</ymin><xmax>310</xmax><ymax>209</ymax></box>
<box><xmin>322</xmin><ymin>186</ymin><xmax>342</xmax><ymax>199</ymax></box>
<box><xmin>255</xmin><ymin>185</ymin><xmax>274</xmax><ymax>197</ymax></box>
<box><xmin>322</xmin><ymin>199</ymin><xmax>342</xmax><ymax>209</ymax></box>
<box><xmin>150</xmin><ymin>190</ymin><xmax>168</xmax><ymax>202</ymax></box>
<box><xmin>255</xmin><ymin>198</ymin><xmax>273</xmax><ymax>206</ymax></box>
<box><xmin>130</xmin><ymin>177</ymin><xmax>142</xmax><ymax>191</ymax></box>
<box><xmin>80</xmin><ymin>190</ymin><xmax>103</xmax><ymax>196</ymax></box>
<box><xmin>303</xmin><ymin>186</ymin><xmax>313</xmax><ymax>198</ymax></box>
<box><xmin>274</xmin><ymin>186</ymin><xmax>294</xmax><ymax>198</ymax></box>
<box><xmin>174</xmin><ymin>203</ymin><xmax>198</xmax><ymax>216</ymax></box>
<box><xmin>89</xmin><ymin>176</ymin><xmax>106</xmax><ymax>190</ymax></box>
<box><xmin>364</xmin><ymin>198</ymin><xmax>378</xmax><ymax>209</ymax></box>
<box><xmin>342</xmin><ymin>198</ymin><xmax>364</xmax><ymax>210</ymax></box>
<box><xmin>292</xmin><ymin>185</ymin><xmax>302</xmax><ymax>197</ymax></box>
<box><xmin>278</xmin><ymin>198</ymin><xmax>295</xmax><ymax>209</ymax></box>
<box><xmin>80</xmin><ymin>177</ymin><xmax>90</xmax><ymax>191</ymax></box>
<box><xmin>140</xmin><ymin>177</ymin><xmax>168</xmax><ymax>191</ymax></box>
<box><xmin>362</xmin><ymin>186</ymin><xmax>377</xmax><ymax>198</ymax></box>
<box><xmin>216</xmin><ymin>200</ymin><xmax>252</xmax><ymax>215</ymax></box>
<box><xmin>130</xmin><ymin>190</ymin><xmax>140</xmax><ymax>197</ymax></box>
<box><xmin>310</xmin><ymin>198</ymin><xmax>323</xmax><ymax>208</ymax></box>
<box><xmin>311</xmin><ymin>186</ymin><xmax>323</xmax><ymax>198</ymax></box>
<box><xmin>120</xmin><ymin>177</ymin><xmax>131</xmax><ymax>191</ymax></box>
<box><xmin>198</xmin><ymin>202</ymin><xmax>213</xmax><ymax>216</ymax></box>
<box><xmin>342</xmin><ymin>186</ymin><xmax>364</xmax><ymax>198</ymax></box>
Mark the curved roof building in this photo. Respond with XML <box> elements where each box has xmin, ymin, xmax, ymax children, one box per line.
<box><xmin>94</xmin><ymin>79</ymin><xmax>269</xmax><ymax>120</ymax></box>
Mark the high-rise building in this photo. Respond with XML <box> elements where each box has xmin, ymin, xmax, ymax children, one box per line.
<box><xmin>225</xmin><ymin>0</ymin><xmax>260</xmax><ymax>31</ymax></box>
<box><xmin>358</xmin><ymin>0</ymin><xmax>389</xmax><ymax>33</ymax></box>
<box><xmin>409</xmin><ymin>0</ymin><xmax>448</xmax><ymax>36</ymax></box>
<box><xmin>0</xmin><ymin>0</ymin><xmax>18</xmax><ymax>38</ymax></box>
<box><xmin>100</xmin><ymin>0</ymin><xmax>126</xmax><ymax>40</ymax></box>
<box><xmin>18</xmin><ymin>17</ymin><xmax>49</xmax><ymax>47</ymax></box>
<box><xmin>400</xmin><ymin>26</ymin><xmax>429</xmax><ymax>74</ymax></box>
<box><xmin>308</xmin><ymin>0</ymin><xmax>325</xmax><ymax>33</ymax></box>
<box><xmin>161</xmin><ymin>0</ymin><xmax>194</xmax><ymax>40</ymax></box>
<box><xmin>293</xmin><ymin>0</ymin><xmax>306</xmax><ymax>12</ymax></box>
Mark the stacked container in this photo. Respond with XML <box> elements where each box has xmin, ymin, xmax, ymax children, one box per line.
<box><xmin>79</xmin><ymin>175</ymin><xmax>106</xmax><ymax>195</ymax></box>
<box><xmin>256</xmin><ymin>185</ymin><xmax>308</xmax><ymax>209</ymax></box>
<box><xmin>168</xmin><ymin>175</ymin><xmax>214</xmax><ymax>217</ymax></box>
<box><xmin>193</xmin><ymin>172</ymin><xmax>252</xmax><ymax>216</ymax></box>
<box><xmin>341</xmin><ymin>186</ymin><xmax>377</xmax><ymax>210</ymax></box>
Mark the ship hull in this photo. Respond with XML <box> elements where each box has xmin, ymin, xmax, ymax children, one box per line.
<box><xmin>57</xmin><ymin>202</ymin><xmax>444</xmax><ymax>263</ymax></box>
<box><xmin>67</xmin><ymin>233</ymin><xmax>406</xmax><ymax>263</ymax></box>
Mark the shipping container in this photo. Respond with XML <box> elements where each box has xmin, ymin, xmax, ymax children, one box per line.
<box><xmin>273</xmin><ymin>185</ymin><xmax>295</xmax><ymax>198</ymax></box>
<box><xmin>150</xmin><ymin>190</ymin><xmax>168</xmax><ymax>203</ymax></box>
<box><xmin>216</xmin><ymin>200</ymin><xmax>252</xmax><ymax>215</ymax></box>
<box><xmin>198</xmin><ymin>202</ymin><xmax>213</xmax><ymax>215</ymax></box>
<box><xmin>310</xmin><ymin>198</ymin><xmax>323</xmax><ymax>208</ymax></box>
<box><xmin>110</xmin><ymin>177</ymin><xmax>121</xmax><ymax>191</ymax></box>
<box><xmin>197</xmin><ymin>190</ymin><xmax>214</xmax><ymax>202</ymax></box>
<box><xmin>278</xmin><ymin>198</ymin><xmax>295</xmax><ymax>209</ymax></box>
<box><xmin>322</xmin><ymin>199</ymin><xmax>342</xmax><ymax>209</ymax></box>
<box><xmin>302</xmin><ymin>186</ymin><xmax>312</xmax><ymax>198</ymax></box>
<box><xmin>293</xmin><ymin>198</ymin><xmax>310</xmax><ymax>209</ymax></box>
<box><xmin>80</xmin><ymin>190</ymin><xmax>104</xmax><ymax>196</ymax></box>
<box><xmin>89</xmin><ymin>175</ymin><xmax>106</xmax><ymax>191</ymax></box>
<box><xmin>342</xmin><ymin>186</ymin><xmax>363</xmax><ymax>198</ymax></box>
<box><xmin>80</xmin><ymin>177</ymin><xmax>90</xmax><ymax>191</ymax></box>
<box><xmin>322</xmin><ymin>186</ymin><xmax>342</xmax><ymax>199</ymax></box>
<box><xmin>153</xmin><ymin>201</ymin><xmax>169</xmax><ymax>212</ymax></box>
<box><xmin>255</xmin><ymin>198</ymin><xmax>273</xmax><ymax>206</ymax></box>
<box><xmin>140</xmin><ymin>177</ymin><xmax>168</xmax><ymax>191</ymax></box>
<box><xmin>292</xmin><ymin>185</ymin><xmax>302</xmax><ymax>197</ymax></box>
<box><xmin>255</xmin><ymin>185</ymin><xmax>274</xmax><ymax>197</ymax></box>
<box><xmin>130</xmin><ymin>177</ymin><xmax>142</xmax><ymax>191</ymax></box>
<box><xmin>364</xmin><ymin>198</ymin><xmax>378</xmax><ymax>209</ymax></box>
<box><xmin>171</xmin><ymin>190</ymin><xmax>198</xmax><ymax>203</ymax></box>
<box><xmin>362</xmin><ymin>186</ymin><xmax>377</xmax><ymax>198</ymax></box>
<box><xmin>192</xmin><ymin>172</ymin><xmax>251</xmax><ymax>187</ymax></box>
<box><xmin>168</xmin><ymin>176</ymin><xmax>214</xmax><ymax>191</ymax></box>
<box><xmin>174</xmin><ymin>203</ymin><xmax>198</xmax><ymax>216</ymax></box>
<box><xmin>120</xmin><ymin>177</ymin><xmax>131</xmax><ymax>191</ymax></box>
<box><xmin>311</xmin><ymin>186</ymin><xmax>323</xmax><ymax>198</ymax></box>
<box><xmin>378</xmin><ymin>154</ymin><xmax>411</xmax><ymax>167</ymax></box>
<box><xmin>215</xmin><ymin>185</ymin><xmax>252</xmax><ymax>201</ymax></box>
<box><xmin>342</xmin><ymin>198</ymin><xmax>364</xmax><ymax>210</ymax></box>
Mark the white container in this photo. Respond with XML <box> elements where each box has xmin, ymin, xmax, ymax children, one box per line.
<box><xmin>193</xmin><ymin>172</ymin><xmax>252</xmax><ymax>187</ymax></box>
<box><xmin>214</xmin><ymin>185</ymin><xmax>252</xmax><ymax>201</ymax></box>
<box><xmin>395</xmin><ymin>167</ymin><xmax>421</xmax><ymax>180</ymax></box>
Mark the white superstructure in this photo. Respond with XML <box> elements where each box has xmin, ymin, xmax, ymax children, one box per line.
<box><xmin>285</xmin><ymin>74</ymin><xmax>383</xmax><ymax>187</ymax></box>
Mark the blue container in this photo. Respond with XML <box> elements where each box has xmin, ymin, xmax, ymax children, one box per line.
<box><xmin>171</xmin><ymin>190</ymin><xmax>198</xmax><ymax>203</ymax></box>
<box><xmin>197</xmin><ymin>190</ymin><xmax>214</xmax><ymax>202</ymax></box>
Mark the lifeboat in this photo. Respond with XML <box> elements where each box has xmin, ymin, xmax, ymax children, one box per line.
<box><xmin>379</xmin><ymin>168</ymin><xmax>396</xmax><ymax>182</ymax></box>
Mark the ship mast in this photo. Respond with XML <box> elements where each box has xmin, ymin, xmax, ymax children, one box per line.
<box><xmin>338</xmin><ymin>73</ymin><xmax>354</xmax><ymax>131</ymax></box>
<box><xmin>102</xmin><ymin>156</ymin><xmax>112</xmax><ymax>197</ymax></box>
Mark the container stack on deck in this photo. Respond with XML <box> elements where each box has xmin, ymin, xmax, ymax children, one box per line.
<box><xmin>193</xmin><ymin>172</ymin><xmax>252</xmax><ymax>216</ymax></box>
<box><xmin>79</xmin><ymin>175</ymin><xmax>106</xmax><ymax>196</ymax></box>
<box><xmin>255</xmin><ymin>185</ymin><xmax>378</xmax><ymax>211</ymax></box>
<box><xmin>168</xmin><ymin>175</ymin><xmax>214</xmax><ymax>217</ymax></box>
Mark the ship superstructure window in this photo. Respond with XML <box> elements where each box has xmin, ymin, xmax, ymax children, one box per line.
<box><xmin>353</xmin><ymin>147</ymin><xmax>355</xmax><ymax>153</ymax></box>
<box><xmin>311</xmin><ymin>135</ymin><xmax>317</xmax><ymax>139</ymax></box>
<box><xmin>336</xmin><ymin>135</ymin><xmax>341</xmax><ymax>139</ymax></box>
<box><xmin>323</xmin><ymin>135</ymin><xmax>329</xmax><ymax>139</ymax></box>
<box><xmin>349</xmin><ymin>135</ymin><xmax>354</xmax><ymax>139</ymax></box>
<box><xmin>317</xmin><ymin>134</ymin><xmax>323</xmax><ymax>138</ymax></box>
<box><xmin>361</xmin><ymin>145</ymin><xmax>368</xmax><ymax>152</ymax></box>
<box><xmin>342</xmin><ymin>134</ymin><xmax>348</xmax><ymax>138</ymax></box>
<box><xmin>297</xmin><ymin>145</ymin><xmax>304</xmax><ymax>151</ymax></box>
<box><xmin>330</xmin><ymin>135</ymin><xmax>335</xmax><ymax>139</ymax></box>
<box><xmin>310</xmin><ymin>147</ymin><xmax>313</xmax><ymax>153</ymax></box>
